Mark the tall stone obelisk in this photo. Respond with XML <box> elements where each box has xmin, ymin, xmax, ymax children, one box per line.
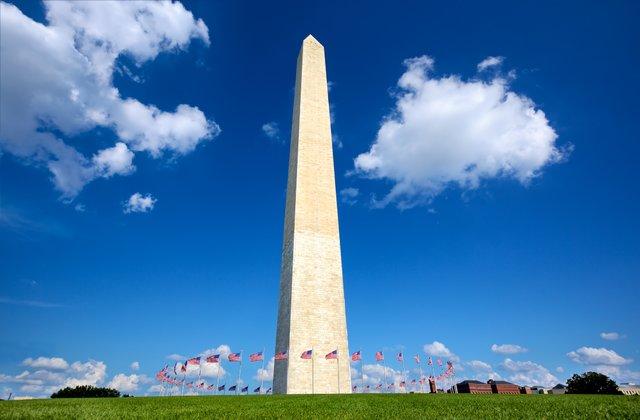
<box><xmin>273</xmin><ymin>35</ymin><xmax>351</xmax><ymax>394</ymax></box>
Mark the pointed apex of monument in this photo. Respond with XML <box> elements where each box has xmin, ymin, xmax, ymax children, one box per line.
<box><xmin>303</xmin><ymin>34</ymin><xmax>322</xmax><ymax>47</ymax></box>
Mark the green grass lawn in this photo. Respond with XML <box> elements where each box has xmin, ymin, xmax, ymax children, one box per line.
<box><xmin>1</xmin><ymin>394</ymin><xmax>639</xmax><ymax>419</ymax></box>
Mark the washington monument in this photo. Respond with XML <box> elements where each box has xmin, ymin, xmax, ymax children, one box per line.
<box><xmin>273</xmin><ymin>35</ymin><xmax>351</xmax><ymax>394</ymax></box>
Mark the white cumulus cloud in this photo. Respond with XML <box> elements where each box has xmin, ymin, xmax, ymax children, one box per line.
<box><xmin>22</xmin><ymin>357</ymin><xmax>69</xmax><ymax>370</ymax></box>
<box><xmin>107</xmin><ymin>373</ymin><xmax>150</xmax><ymax>393</ymax></box>
<box><xmin>423</xmin><ymin>341</ymin><xmax>459</xmax><ymax>362</ymax></box>
<box><xmin>491</xmin><ymin>344</ymin><xmax>528</xmax><ymax>355</ymax></box>
<box><xmin>353</xmin><ymin>55</ymin><xmax>567</xmax><ymax>209</ymax></box>
<box><xmin>567</xmin><ymin>347</ymin><xmax>632</xmax><ymax>366</ymax></box>
<box><xmin>500</xmin><ymin>358</ymin><xmax>558</xmax><ymax>388</ymax></box>
<box><xmin>0</xmin><ymin>1</ymin><xmax>217</xmax><ymax>198</ymax></box>
<box><xmin>130</xmin><ymin>362</ymin><xmax>140</xmax><ymax>372</ymax></box>
<box><xmin>254</xmin><ymin>358</ymin><xmax>274</xmax><ymax>382</ymax></box>
<box><xmin>92</xmin><ymin>142</ymin><xmax>135</xmax><ymax>177</ymax></box>
<box><xmin>123</xmin><ymin>193</ymin><xmax>157</xmax><ymax>214</ymax></box>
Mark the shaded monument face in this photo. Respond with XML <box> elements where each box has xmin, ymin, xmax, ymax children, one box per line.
<box><xmin>273</xmin><ymin>35</ymin><xmax>351</xmax><ymax>394</ymax></box>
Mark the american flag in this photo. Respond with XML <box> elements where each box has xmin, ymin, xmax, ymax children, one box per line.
<box><xmin>181</xmin><ymin>363</ymin><xmax>187</xmax><ymax>373</ymax></box>
<box><xmin>352</xmin><ymin>385</ymin><xmax>357</xmax><ymax>392</ymax></box>
<box><xmin>266</xmin><ymin>388</ymin><xmax>272</xmax><ymax>394</ymax></box>
<box><xmin>241</xmin><ymin>386</ymin><xmax>248</xmax><ymax>393</ymax></box>
<box><xmin>400</xmin><ymin>381</ymin><xmax>406</xmax><ymax>388</ymax></box>
<box><xmin>229</xmin><ymin>385</ymin><xmax>237</xmax><ymax>391</ymax></box>
<box><xmin>228</xmin><ymin>352</ymin><xmax>241</xmax><ymax>362</ymax></box>
<box><xmin>437</xmin><ymin>358</ymin><xmax>443</xmax><ymax>367</ymax></box>
<box><xmin>173</xmin><ymin>362</ymin><xmax>179</xmax><ymax>375</ymax></box>
<box><xmin>325</xmin><ymin>349</ymin><xmax>338</xmax><ymax>360</ymax></box>
<box><xmin>427</xmin><ymin>357</ymin><xmax>433</xmax><ymax>366</ymax></box>
<box><xmin>396</xmin><ymin>352</ymin><xmax>403</xmax><ymax>362</ymax></box>
<box><xmin>375</xmin><ymin>351</ymin><xmax>384</xmax><ymax>361</ymax></box>
<box><xmin>218</xmin><ymin>384</ymin><xmax>225</xmax><ymax>391</ymax></box>
<box><xmin>375</xmin><ymin>383</ymin><xmax>382</xmax><ymax>390</ymax></box>
<box><xmin>253</xmin><ymin>386</ymin><xmax>261</xmax><ymax>393</ymax></box>
<box><xmin>185</xmin><ymin>357</ymin><xmax>201</xmax><ymax>366</ymax></box>
<box><xmin>351</xmin><ymin>350</ymin><xmax>362</xmax><ymax>361</ymax></box>
<box><xmin>447</xmin><ymin>361</ymin><xmax>453</xmax><ymax>369</ymax></box>
<box><xmin>300</xmin><ymin>349</ymin><xmax>313</xmax><ymax>359</ymax></box>
<box><xmin>206</xmin><ymin>354</ymin><xmax>220</xmax><ymax>363</ymax></box>
<box><xmin>249</xmin><ymin>351</ymin><xmax>263</xmax><ymax>362</ymax></box>
<box><xmin>207</xmin><ymin>384</ymin><xmax>215</xmax><ymax>391</ymax></box>
<box><xmin>186</xmin><ymin>382</ymin><xmax>193</xmax><ymax>388</ymax></box>
<box><xmin>365</xmin><ymin>385</ymin><xmax>370</xmax><ymax>390</ymax></box>
<box><xmin>275</xmin><ymin>351</ymin><xmax>288</xmax><ymax>360</ymax></box>
<box><xmin>197</xmin><ymin>382</ymin><xmax>205</xmax><ymax>389</ymax></box>
<box><xmin>414</xmin><ymin>355</ymin><xmax>421</xmax><ymax>364</ymax></box>
<box><xmin>411</xmin><ymin>379</ymin><xmax>416</xmax><ymax>384</ymax></box>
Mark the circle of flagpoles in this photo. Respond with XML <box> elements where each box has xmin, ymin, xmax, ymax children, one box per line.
<box><xmin>154</xmin><ymin>348</ymin><xmax>456</xmax><ymax>396</ymax></box>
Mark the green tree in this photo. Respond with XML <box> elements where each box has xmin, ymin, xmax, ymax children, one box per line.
<box><xmin>50</xmin><ymin>385</ymin><xmax>120</xmax><ymax>398</ymax></box>
<box><xmin>566</xmin><ymin>372</ymin><xmax>621</xmax><ymax>394</ymax></box>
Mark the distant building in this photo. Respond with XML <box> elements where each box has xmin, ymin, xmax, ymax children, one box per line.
<box><xmin>456</xmin><ymin>380</ymin><xmax>492</xmax><ymax>394</ymax></box>
<box><xmin>618</xmin><ymin>383</ymin><xmax>640</xmax><ymax>395</ymax></box>
<box><xmin>519</xmin><ymin>386</ymin><xmax>532</xmax><ymax>394</ymax></box>
<box><xmin>488</xmin><ymin>379</ymin><xmax>521</xmax><ymax>394</ymax></box>
<box><xmin>530</xmin><ymin>386</ymin><xmax>548</xmax><ymax>394</ymax></box>
<box><xmin>549</xmin><ymin>384</ymin><xmax>567</xmax><ymax>395</ymax></box>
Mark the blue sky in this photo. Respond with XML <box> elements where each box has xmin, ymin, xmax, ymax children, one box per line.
<box><xmin>1</xmin><ymin>0</ymin><xmax>639</xmax><ymax>397</ymax></box>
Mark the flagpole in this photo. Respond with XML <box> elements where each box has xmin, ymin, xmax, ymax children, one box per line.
<box><xmin>197</xmin><ymin>362</ymin><xmax>202</xmax><ymax>396</ymax></box>
<box><xmin>216</xmin><ymin>359</ymin><xmax>222</xmax><ymax>395</ymax></box>
<box><xmin>401</xmin><ymin>356</ymin><xmax>407</xmax><ymax>394</ymax></box>
<box><xmin>360</xmin><ymin>357</ymin><xmax>365</xmax><ymax>393</ymax></box>
<box><xmin>311</xmin><ymin>347</ymin><xmax>315</xmax><ymax>395</ymax></box>
<box><xmin>181</xmin><ymin>371</ymin><xmax>185</xmax><ymax>396</ymax></box>
<box><xmin>337</xmin><ymin>353</ymin><xmax>341</xmax><ymax>394</ymax></box>
<box><xmin>236</xmin><ymin>350</ymin><xmax>243</xmax><ymax>396</ymax></box>
<box><xmin>419</xmin><ymin>363</ymin><xmax>424</xmax><ymax>393</ymax></box>
<box><xmin>382</xmin><ymin>358</ymin><xmax>388</xmax><ymax>394</ymax></box>
<box><xmin>260</xmin><ymin>347</ymin><xmax>265</xmax><ymax>394</ymax></box>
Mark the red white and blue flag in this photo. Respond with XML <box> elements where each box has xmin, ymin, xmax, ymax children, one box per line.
<box><xmin>375</xmin><ymin>383</ymin><xmax>382</xmax><ymax>390</ymax></box>
<box><xmin>301</xmin><ymin>349</ymin><xmax>313</xmax><ymax>359</ymax></box>
<box><xmin>206</xmin><ymin>354</ymin><xmax>220</xmax><ymax>363</ymax></box>
<box><xmin>228</xmin><ymin>352</ymin><xmax>241</xmax><ymax>362</ymax></box>
<box><xmin>396</xmin><ymin>352</ymin><xmax>403</xmax><ymax>362</ymax></box>
<box><xmin>218</xmin><ymin>384</ymin><xmax>225</xmax><ymax>391</ymax></box>
<box><xmin>325</xmin><ymin>349</ymin><xmax>338</xmax><ymax>360</ymax></box>
<box><xmin>186</xmin><ymin>382</ymin><xmax>193</xmax><ymax>388</ymax></box>
<box><xmin>414</xmin><ymin>355</ymin><xmax>420</xmax><ymax>364</ymax></box>
<box><xmin>351</xmin><ymin>351</ymin><xmax>362</xmax><ymax>361</ymax></box>
<box><xmin>437</xmin><ymin>358</ymin><xmax>443</xmax><ymax>367</ymax></box>
<box><xmin>207</xmin><ymin>384</ymin><xmax>215</xmax><ymax>391</ymax></box>
<box><xmin>275</xmin><ymin>351</ymin><xmax>288</xmax><ymax>360</ymax></box>
<box><xmin>185</xmin><ymin>357</ymin><xmax>201</xmax><ymax>366</ymax></box>
<box><xmin>253</xmin><ymin>386</ymin><xmax>261</xmax><ymax>393</ymax></box>
<box><xmin>249</xmin><ymin>352</ymin><xmax>263</xmax><ymax>362</ymax></box>
<box><xmin>173</xmin><ymin>362</ymin><xmax>179</xmax><ymax>375</ymax></box>
<box><xmin>375</xmin><ymin>351</ymin><xmax>384</xmax><ymax>361</ymax></box>
<box><xmin>241</xmin><ymin>386</ymin><xmax>248</xmax><ymax>393</ymax></box>
<box><xmin>427</xmin><ymin>357</ymin><xmax>433</xmax><ymax>366</ymax></box>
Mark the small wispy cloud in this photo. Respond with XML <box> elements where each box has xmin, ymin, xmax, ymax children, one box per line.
<box><xmin>123</xmin><ymin>193</ymin><xmax>156</xmax><ymax>214</ymax></box>
<box><xmin>340</xmin><ymin>187</ymin><xmax>359</xmax><ymax>205</ymax></box>
<box><xmin>261</xmin><ymin>122</ymin><xmax>280</xmax><ymax>141</ymax></box>
<box><xmin>477</xmin><ymin>56</ymin><xmax>504</xmax><ymax>71</ymax></box>
<box><xmin>0</xmin><ymin>297</ymin><xmax>64</xmax><ymax>308</ymax></box>
<box><xmin>600</xmin><ymin>332</ymin><xmax>625</xmax><ymax>341</ymax></box>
